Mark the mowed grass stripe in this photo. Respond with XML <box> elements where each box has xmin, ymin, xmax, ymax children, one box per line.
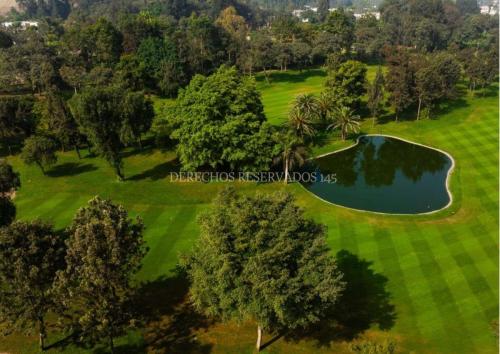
<box><xmin>469</xmin><ymin>223</ymin><xmax>499</xmax><ymax>267</ymax></box>
<box><xmin>405</xmin><ymin>225</ymin><xmax>476</xmax><ymax>353</ymax></box>
<box><xmin>338</xmin><ymin>220</ymin><xmax>359</xmax><ymax>254</ymax></box>
<box><xmin>16</xmin><ymin>194</ymin><xmax>76</xmax><ymax>223</ymax></box>
<box><xmin>372</xmin><ymin>227</ymin><xmax>420</xmax><ymax>337</ymax></box>
<box><xmin>434</xmin><ymin>224</ymin><xmax>496</xmax><ymax>325</ymax></box>
<box><xmin>140</xmin><ymin>205</ymin><xmax>198</xmax><ymax>280</ymax></box>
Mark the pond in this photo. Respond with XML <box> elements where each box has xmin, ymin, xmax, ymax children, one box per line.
<box><xmin>302</xmin><ymin>135</ymin><xmax>454</xmax><ymax>214</ymax></box>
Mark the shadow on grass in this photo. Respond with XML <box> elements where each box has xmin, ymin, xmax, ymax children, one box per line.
<box><xmin>47</xmin><ymin>162</ymin><xmax>98</xmax><ymax>177</ymax></box>
<box><xmin>285</xmin><ymin>250</ymin><xmax>396</xmax><ymax>348</ymax></box>
<box><xmin>94</xmin><ymin>344</ymin><xmax>146</xmax><ymax>354</ymax></box>
<box><xmin>430</xmin><ymin>97</ymin><xmax>469</xmax><ymax>118</ymax></box>
<box><xmin>377</xmin><ymin>95</ymin><xmax>470</xmax><ymax>125</ymax></box>
<box><xmin>127</xmin><ymin>160</ymin><xmax>180</xmax><ymax>181</ymax></box>
<box><xmin>121</xmin><ymin>145</ymin><xmax>156</xmax><ymax>159</ymax></box>
<box><xmin>135</xmin><ymin>273</ymin><xmax>213</xmax><ymax>353</ymax></box>
<box><xmin>255</xmin><ymin>69</ymin><xmax>326</xmax><ymax>85</ymax></box>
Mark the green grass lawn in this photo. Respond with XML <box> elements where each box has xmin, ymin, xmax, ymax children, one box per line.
<box><xmin>1</xmin><ymin>69</ymin><xmax>498</xmax><ymax>354</ymax></box>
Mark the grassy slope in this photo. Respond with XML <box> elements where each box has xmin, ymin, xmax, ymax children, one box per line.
<box><xmin>1</xmin><ymin>68</ymin><xmax>498</xmax><ymax>354</ymax></box>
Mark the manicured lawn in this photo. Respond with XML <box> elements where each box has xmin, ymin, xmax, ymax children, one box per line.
<box><xmin>1</xmin><ymin>70</ymin><xmax>498</xmax><ymax>354</ymax></box>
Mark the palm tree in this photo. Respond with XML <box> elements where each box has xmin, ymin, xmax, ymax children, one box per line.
<box><xmin>274</xmin><ymin>133</ymin><xmax>307</xmax><ymax>184</ymax></box>
<box><xmin>294</xmin><ymin>93</ymin><xmax>319</xmax><ymax>117</ymax></box>
<box><xmin>328</xmin><ymin>106</ymin><xmax>361</xmax><ymax>141</ymax></box>
<box><xmin>317</xmin><ymin>91</ymin><xmax>335</xmax><ymax>122</ymax></box>
<box><xmin>288</xmin><ymin>94</ymin><xmax>318</xmax><ymax>138</ymax></box>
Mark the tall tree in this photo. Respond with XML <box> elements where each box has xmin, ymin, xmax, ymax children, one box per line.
<box><xmin>171</xmin><ymin>65</ymin><xmax>276</xmax><ymax>172</ymax></box>
<box><xmin>385</xmin><ymin>48</ymin><xmax>415</xmax><ymax>120</ymax></box>
<box><xmin>181</xmin><ymin>14</ymin><xmax>224</xmax><ymax>75</ymax></box>
<box><xmin>415</xmin><ymin>52</ymin><xmax>460</xmax><ymax>119</ymax></box>
<box><xmin>216</xmin><ymin>6</ymin><xmax>248</xmax><ymax>63</ymax></box>
<box><xmin>86</xmin><ymin>18</ymin><xmax>123</xmax><ymax>67</ymax></box>
<box><xmin>181</xmin><ymin>188</ymin><xmax>345</xmax><ymax>351</ymax></box>
<box><xmin>119</xmin><ymin>91</ymin><xmax>154</xmax><ymax>148</ymax></box>
<box><xmin>325</xmin><ymin>60</ymin><xmax>367</xmax><ymax>109</ymax></box>
<box><xmin>21</xmin><ymin>135</ymin><xmax>58</xmax><ymax>175</ymax></box>
<box><xmin>55</xmin><ymin>197</ymin><xmax>146</xmax><ymax>353</ymax></box>
<box><xmin>415</xmin><ymin>64</ymin><xmax>440</xmax><ymax>120</ymax></box>
<box><xmin>0</xmin><ymin>220</ymin><xmax>65</xmax><ymax>350</ymax></box>
<box><xmin>367</xmin><ymin>67</ymin><xmax>385</xmax><ymax>125</ymax></box>
<box><xmin>36</xmin><ymin>89</ymin><xmax>83</xmax><ymax>157</ymax></box>
<box><xmin>69</xmin><ymin>87</ymin><xmax>151</xmax><ymax>179</ymax></box>
<box><xmin>249</xmin><ymin>31</ymin><xmax>276</xmax><ymax>79</ymax></box>
<box><xmin>322</xmin><ymin>8</ymin><xmax>356</xmax><ymax>54</ymax></box>
<box><xmin>137</xmin><ymin>36</ymin><xmax>184</xmax><ymax>96</ymax></box>
<box><xmin>354</xmin><ymin>14</ymin><xmax>384</xmax><ymax>61</ymax></box>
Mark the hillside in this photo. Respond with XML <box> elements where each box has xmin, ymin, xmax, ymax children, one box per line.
<box><xmin>0</xmin><ymin>0</ymin><xmax>17</xmax><ymax>15</ymax></box>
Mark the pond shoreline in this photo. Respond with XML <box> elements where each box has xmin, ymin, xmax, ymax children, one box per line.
<box><xmin>301</xmin><ymin>134</ymin><xmax>456</xmax><ymax>216</ymax></box>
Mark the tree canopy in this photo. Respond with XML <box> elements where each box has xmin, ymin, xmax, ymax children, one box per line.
<box><xmin>54</xmin><ymin>196</ymin><xmax>147</xmax><ymax>352</ymax></box>
<box><xmin>182</xmin><ymin>188</ymin><xmax>345</xmax><ymax>350</ymax></box>
<box><xmin>0</xmin><ymin>220</ymin><xmax>65</xmax><ymax>349</ymax></box>
<box><xmin>69</xmin><ymin>86</ymin><xmax>153</xmax><ymax>179</ymax></box>
<box><xmin>171</xmin><ymin>65</ymin><xmax>277</xmax><ymax>172</ymax></box>
<box><xmin>21</xmin><ymin>135</ymin><xmax>58</xmax><ymax>174</ymax></box>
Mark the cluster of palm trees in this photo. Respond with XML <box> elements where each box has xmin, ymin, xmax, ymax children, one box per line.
<box><xmin>288</xmin><ymin>93</ymin><xmax>361</xmax><ymax>141</ymax></box>
<box><xmin>276</xmin><ymin>93</ymin><xmax>361</xmax><ymax>184</ymax></box>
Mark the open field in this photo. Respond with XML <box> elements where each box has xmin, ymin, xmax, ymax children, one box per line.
<box><xmin>1</xmin><ymin>69</ymin><xmax>498</xmax><ymax>353</ymax></box>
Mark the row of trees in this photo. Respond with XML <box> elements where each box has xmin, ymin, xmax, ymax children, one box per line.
<box><xmin>9</xmin><ymin>45</ymin><xmax>485</xmax><ymax>180</ymax></box>
<box><xmin>11</xmin><ymin>86</ymin><xmax>154</xmax><ymax>179</ymax></box>
<box><xmin>385</xmin><ymin>49</ymin><xmax>461</xmax><ymax>120</ymax></box>
<box><xmin>0</xmin><ymin>193</ymin><xmax>147</xmax><ymax>352</ymax></box>
<box><xmin>3</xmin><ymin>0</ymin><xmax>496</xmax><ymax>97</ymax></box>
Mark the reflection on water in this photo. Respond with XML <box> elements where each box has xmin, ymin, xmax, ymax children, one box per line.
<box><xmin>302</xmin><ymin>136</ymin><xmax>453</xmax><ymax>214</ymax></box>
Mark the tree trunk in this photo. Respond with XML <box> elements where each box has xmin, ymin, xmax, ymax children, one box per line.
<box><xmin>37</xmin><ymin>162</ymin><xmax>45</xmax><ymax>175</ymax></box>
<box><xmin>109</xmin><ymin>335</ymin><xmax>115</xmax><ymax>354</ymax></box>
<box><xmin>38</xmin><ymin>317</ymin><xmax>46</xmax><ymax>350</ymax></box>
<box><xmin>263</xmin><ymin>68</ymin><xmax>270</xmax><ymax>84</ymax></box>
<box><xmin>115</xmin><ymin>165</ymin><xmax>124</xmax><ymax>181</ymax></box>
<box><xmin>417</xmin><ymin>97</ymin><xmax>422</xmax><ymax>120</ymax></box>
<box><xmin>256</xmin><ymin>325</ymin><xmax>263</xmax><ymax>351</ymax></box>
<box><xmin>284</xmin><ymin>155</ymin><xmax>289</xmax><ymax>185</ymax></box>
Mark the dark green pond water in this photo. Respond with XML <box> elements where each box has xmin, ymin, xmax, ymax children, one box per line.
<box><xmin>302</xmin><ymin>135</ymin><xmax>453</xmax><ymax>214</ymax></box>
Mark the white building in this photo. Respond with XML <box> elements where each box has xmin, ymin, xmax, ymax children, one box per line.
<box><xmin>354</xmin><ymin>11</ymin><xmax>381</xmax><ymax>20</ymax></box>
<box><xmin>1</xmin><ymin>21</ymin><xmax>39</xmax><ymax>29</ymax></box>
<box><xmin>480</xmin><ymin>5</ymin><xmax>498</xmax><ymax>15</ymax></box>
